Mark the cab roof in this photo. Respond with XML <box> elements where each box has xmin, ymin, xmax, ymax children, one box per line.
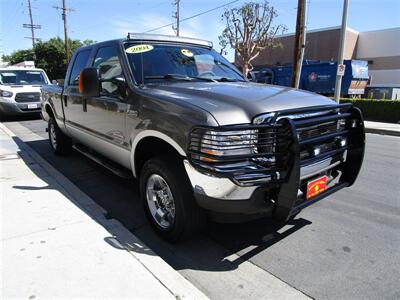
<box><xmin>126</xmin><ymin>33</ymin><xmax>213</xmax><ymax>48</ymax></box>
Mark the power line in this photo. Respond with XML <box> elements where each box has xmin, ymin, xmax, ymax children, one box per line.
<box><xmin>143</xmin><ymin>0</ymin><xmax>239</xmax><ymax>34</ymax></box>
<box><xmin>53</xmin><ymin>0</ymin><xmax>75</xmax><ymax>63</ymax></box>
<box><xmin>172</xmin><ymin>0</ymin><xmax>180</xmax><ymax>36</ymax></box>
<box><xmin>23</xmin><ymin>0</ymin><xmax>41</xmax><ymax>47</ymax></box>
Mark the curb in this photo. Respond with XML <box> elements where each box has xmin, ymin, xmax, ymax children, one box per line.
<box><xmin>0</xmin><ymin>122</ymin><xmax>208</xmax><ymax>300</ymax></box>
<box><xmin>365</xmin><ymin>127</ymin><xmax>400</xmax><ymax>137</ymax></box>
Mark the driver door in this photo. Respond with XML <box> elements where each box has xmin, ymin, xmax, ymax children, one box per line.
<box><xmin>83</xmin><ymin>44</ymin><xmax>128</xmax><ymax>149</ymax></box>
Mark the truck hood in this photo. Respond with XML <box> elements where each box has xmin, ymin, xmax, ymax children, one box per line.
<box><xmin>145</xmin><ymin>81</ymin><xmax>336</xmax><ymax>125</ymax></box>
<box><xmin>0</xmin><ymin>84</ymin><xmax>42</xmax><ymax>93</ymax></box>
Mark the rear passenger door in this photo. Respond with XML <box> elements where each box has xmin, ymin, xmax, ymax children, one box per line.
<box><xmin>83</xmin><ymin>45</ymin><xmax>127</xmax><ymax>147</ymax></box>
<box><xmin>63</xmin><ymin>49</ymin><xmax>91</xmax><ymax>129</ymax></box>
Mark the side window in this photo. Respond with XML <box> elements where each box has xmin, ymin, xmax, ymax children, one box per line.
<box><xmin>92</xmin><ymin>46</ymin><xmax>123</xmax><ymax>96</ymax></box>
<box><xmin>68</xmin><ymin>50</ymin><xmax>91</xmax><ymax>86</ymax></box>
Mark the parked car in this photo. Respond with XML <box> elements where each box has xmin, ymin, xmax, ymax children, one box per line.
<box><xmin>41</xmin><ymin>34</ymin><xmax>365</xmax><ymax>241</ymax></box>
<box><xmin>0</xmin><ymin>67</ymin><xmax>50</xmax><ymax>117</ymax></box>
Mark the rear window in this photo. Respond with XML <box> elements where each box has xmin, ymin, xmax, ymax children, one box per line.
<box><xmin>68</xmin><ymin>50</ymin><xmax>91</xmax><ymax>85</ymax></box>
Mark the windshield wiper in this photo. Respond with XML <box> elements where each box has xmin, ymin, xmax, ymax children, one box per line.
<box><xmin>144</xmin><ymin>74</ymin><xmax>216</xmax><ymax>83</ymax></box>
<box><xmin>144</xmin><ymin>74</ymin><xmax>193</xmax><ymax>81</ymax></box>
<box><xmin>215</xmin><ymin>77</ymin><xmax>240</xmax><ymax>82</ymax></box>
<box><xmin>191</xmin><ymin>76</ymin><xmax>216</xmax><ymax>82</ymax></box>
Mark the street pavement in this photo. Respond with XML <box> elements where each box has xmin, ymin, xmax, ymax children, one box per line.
<box><xmin>2</xmin><ymin>117</ymin><xmax>400</xmax><ymax>300</ymax></box>
<box><xmin>0</xmin><ymin>123</ymin><xmax>208</xmax><ymax>299</ymax></box>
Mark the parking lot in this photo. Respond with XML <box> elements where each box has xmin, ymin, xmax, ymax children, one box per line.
<box><xmin>3</xmin><ymin>117</ymin><xmax>400</xmax><ymax>300</ymax></box>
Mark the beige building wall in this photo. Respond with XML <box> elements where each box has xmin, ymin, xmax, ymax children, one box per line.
<box><xmin>237</xmin><ymin>26</ymin><xmax>400</xmax><ymax>85</ymax></box>
<box><xmin>247</xmin><ymin>27</ymin><xmax>359</xmax><ymax>67</ymax></box>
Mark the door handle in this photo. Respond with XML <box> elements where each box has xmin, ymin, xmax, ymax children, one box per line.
<box><xmin>83</xmin><ymin>98</ymin><xmax>87</xmax><ymax>112</ymax></box>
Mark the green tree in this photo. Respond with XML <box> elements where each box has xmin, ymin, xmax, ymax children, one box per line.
<box><xmin>1</xmin><ymin>38</ymin><xmax>95</xmax><ymax>80</ymax></box>
<box><xmin>2</xmin><ymin>49</ymin><xmax>35</xmax><ymax>65</ymax></box>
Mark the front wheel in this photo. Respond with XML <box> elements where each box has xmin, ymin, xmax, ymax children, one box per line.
<box><xmin>48</xmin><ymin>117</ymin><xmax>72</xmax><ymax>155</ymax></box>
<box><xmin>140</xmin><ymin>155</ymin><xmax>206</xmax><ymax>242</ymax></box>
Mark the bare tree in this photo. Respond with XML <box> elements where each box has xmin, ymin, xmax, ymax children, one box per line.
<box><xmin>219</xmin><ymin>1</ymin><xmax>286</xmax><ymax>76</ymax></box>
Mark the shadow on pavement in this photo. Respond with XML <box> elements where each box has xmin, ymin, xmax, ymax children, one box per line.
<box><xmin>15</xmin><ymin>135</ymin><xmax>312</xmax><ymax>273</ymax></box>
<box><xmin>0</xmin><ymin>113</ymin><xmax>41</xmax><ymax>123</ymax></box>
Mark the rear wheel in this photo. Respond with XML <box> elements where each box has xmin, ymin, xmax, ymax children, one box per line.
<box><xmin>48</xmin><ymin>117</ymin><xmax>72</xmax><ymax>155</ymax></box>
<box><xmin>140</xmin><ymin>155</ymin><xmax>206</xmax><ymax>242</ymax></box>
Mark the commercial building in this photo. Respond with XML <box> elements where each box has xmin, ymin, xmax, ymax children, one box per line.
<box><xmin>245</xmin><ymin>26</ymin><xmax>400</xmax><ymax>86</ymax></box>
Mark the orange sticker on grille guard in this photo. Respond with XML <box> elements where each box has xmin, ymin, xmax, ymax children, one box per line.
<box><xmin>307</xmin><ymin>176</ymin><xmax>327</xmax><ymax>199</ymax></box>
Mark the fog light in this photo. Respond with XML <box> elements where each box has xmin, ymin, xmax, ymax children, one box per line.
<box><xmin>335</xmin><ymin>137</ymin><xmax>347</xmax><ymax>147</ymax></box>
<box><xmin>351</xmin><ymin>119</ymin><xmax>358</xmax><ymax>128</ymax></box>
<box><xmin>313</xmin><ymin>147</ymin><xmax>321</xmax><ymax>156</ymax></box>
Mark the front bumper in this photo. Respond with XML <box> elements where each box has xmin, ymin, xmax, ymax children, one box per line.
<box><xmin>185</xmin><ymin>104</ymin><xmax>365</xmax><ymax>222</ymax></box>
<box><xmin>0</xmin><ymin>101</ymin><xmax>41</xmax><ymax>116</ymax></box>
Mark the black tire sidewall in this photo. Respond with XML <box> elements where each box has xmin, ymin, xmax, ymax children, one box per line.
<box><xmin>48</xmin><ymin>117</ymin><xmax>71</xmax><ymax>155</ymax></box>
<box><xmin>140</xmin><ymin>156</ymin><xmax>195</xmax><ymax>241</ymax></box>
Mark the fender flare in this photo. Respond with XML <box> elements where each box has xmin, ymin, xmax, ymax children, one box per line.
<box><xmin>130</xmin><ymin>130</ymin><xmax>186</xmax><ymax>177</ymax></box>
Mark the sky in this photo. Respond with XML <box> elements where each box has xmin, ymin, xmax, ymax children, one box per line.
<box><xmin>1</xmin><ymin>0</ymin><xmax>399</xmax><ymax>61</ymax></box>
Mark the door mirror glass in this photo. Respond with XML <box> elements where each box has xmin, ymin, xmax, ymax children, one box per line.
<box><xmin>79</xmin><ymin>67</ymin><xmax>100</xmax><ymax>97</ymax></box>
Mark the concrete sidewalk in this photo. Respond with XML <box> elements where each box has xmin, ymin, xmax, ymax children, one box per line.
<box><xmin>364</xmin><ymin>121</ymin><xmax>400</xmax><ymax>137</ymax></box>
<box><xmin>0</xmin><ymin>124</ymin><xmax>207</xmax><ymax>299</ymax></box>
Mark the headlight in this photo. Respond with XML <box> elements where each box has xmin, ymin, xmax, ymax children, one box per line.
<box><xmin>0</xmin><ymin>89</ymin><xmax>13</xmax><ymax>97</ymax></box>
<box><xmin>190</xmin><ymin>129</ymin><xmax>258</xmax><ymax>162</ymax></box>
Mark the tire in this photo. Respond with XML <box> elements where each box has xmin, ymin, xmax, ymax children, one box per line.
<box><xmin>48</xmin><ymin>117</ymin><xmax>72</xmax><ymax>155</ymax></box>
<box><xmin>140</xmin><ymin>155</ymin><xmax>206</xmax><ymax>242</ymax></box>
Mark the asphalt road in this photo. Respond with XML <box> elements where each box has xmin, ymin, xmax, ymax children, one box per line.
<box><xmin>3</xmin><ymin>117</ymin><xmax>400</xmax><ymax>300</ymax></box>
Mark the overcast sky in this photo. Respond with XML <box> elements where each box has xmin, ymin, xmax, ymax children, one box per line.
<box><xmin>1</xmin><ymin>0</ymin><xmax>399</xmax><ymax>61</ymax></box>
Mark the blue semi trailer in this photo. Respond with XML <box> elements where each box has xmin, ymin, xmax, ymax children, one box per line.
<box><xmin>250</xmin><ymin>60</ymin><xmax>369</xmax><ymax>97</ymax></box>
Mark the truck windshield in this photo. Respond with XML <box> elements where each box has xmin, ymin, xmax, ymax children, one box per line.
<box><xmin>124</xmin><ymin>43</ymin><xmax>245</xmax><ymax>84</ymax></box>
<box><xmin>0</xmin><ymin>70</ymin><xmax>47</xmax><ymax>85</ymax></box>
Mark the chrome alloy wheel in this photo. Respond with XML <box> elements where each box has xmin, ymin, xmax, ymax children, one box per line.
<box><xmin>49</xmin><ymin>122</ymin><xmax>57</xmax><ymax>150</ymax></box>
<box><xmin>146</xmin><ymin>174</ymin><xmax>176</xmax><ymax>229</ymax></box>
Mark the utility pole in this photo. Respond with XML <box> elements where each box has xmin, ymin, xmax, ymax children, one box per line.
<box><xmin>334</xmin><ymin>0</ymin><xmax>349</xmax><ymax>103</ymax></box>
<box><xmin>53</xmin><ymin>0</ymin><xmax>75</xmax><ymax>63</ymax></box>
<box><xmin>23</xmin><ymin>0</ymin><xmax>41</xmax><ymax>47</ymax></box>
<box><xmin>291</xmin><ymin>0</ymin><xmax>307</xmax><ymax>89</ymax></box>
<box><xmin>172</xmin><ymin>0</ymin><xmax>180</xmax><ymax>36</ymax></box>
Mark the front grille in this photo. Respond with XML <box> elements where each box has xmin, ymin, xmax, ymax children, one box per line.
<box><xmin>283</xmin><ymin>107</ymin><xmax>352</xmax><ymax>167</ymax></box>
<box><xmin>14</xmin><ymin>92</ymin><xmax>41</xmax><ymax>103</ymax></box>
<box><xmin>189</xmin><ymin>103</ymin><xmax>363</xmax><ymax>188</ymax></box>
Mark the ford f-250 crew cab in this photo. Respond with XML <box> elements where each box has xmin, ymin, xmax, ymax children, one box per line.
<box><xmin>41</xmin><ymin>34</ymin><xmax>365</xmax><ymax>241</ymax></box>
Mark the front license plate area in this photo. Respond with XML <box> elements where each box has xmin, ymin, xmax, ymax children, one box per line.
<box><xmin>27</xmin><ymin>103</ymin><xmax>38</xmax><ymax>109</ymax></box>
<box><xmin>307</xmin><ymin>175</ymin><xmax>327</xmax><ymax>199</ymax></box>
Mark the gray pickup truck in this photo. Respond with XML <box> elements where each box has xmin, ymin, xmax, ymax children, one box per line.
<box><xmin>41</xmin><ymin>34</ymin><xmax>365</xmax><ymax>241</ymax></box>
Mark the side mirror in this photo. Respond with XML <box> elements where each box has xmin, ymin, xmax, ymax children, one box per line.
<box><xmin>79</xmin><ymin>68</ymin><xmax>100</xmax><ymax>97</ymax></box>
<box><xmin>52</xmin><ymin>79</ymin><xmax>64</xmax><ymax>86</ymax></box>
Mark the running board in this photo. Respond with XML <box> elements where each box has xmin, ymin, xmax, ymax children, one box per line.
<box><xmin>72</xmin><ymin>144</ymin><xmax>132</xmax><ymax>179</ymax></box>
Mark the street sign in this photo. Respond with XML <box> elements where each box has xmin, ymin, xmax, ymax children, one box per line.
<box><xmin>337</xmin><ymin>64</ymin><xmax>346</xmax><ymax>76</ymax></box>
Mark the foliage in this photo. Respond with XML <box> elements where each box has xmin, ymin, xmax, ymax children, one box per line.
<box><xmin>340</xmin><ymin>98</ymin><xmax>400</xmax><ymax>123</ymax></box>
<box><xmin>1</xmin><ymin>38</ymin><xmax>95</xmax><ymax>80</ymax></box>
<box><xmin>1</xmin><ymin>49</ymin><xmax>35</xmax><ymax>65</ymax></box>
<box><xmin>219</xmin><ymin>0</ymin><xmax>286</xmax><ymax>76</ymax></box>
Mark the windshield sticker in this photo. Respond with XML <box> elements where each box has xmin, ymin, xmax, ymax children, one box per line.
<box><xmin>181</xmin><ymin>49</ymin><xmax>194</xmax><ymax>57</ymax></box>
<box><xmin>125</xmin><ymin>44</ymin><xmax>154</xmax><ymax>54</ymax></box>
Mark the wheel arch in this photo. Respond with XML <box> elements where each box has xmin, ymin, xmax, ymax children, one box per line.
<box><xmin>131</xmin><ymin>130</ymin><xmax>186</xmax><ymax>178</ymax></box>
<box><xmin>44</xmin><ymin>103</ymin><xmax>55</xmax><ymax>119</ymax></box>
